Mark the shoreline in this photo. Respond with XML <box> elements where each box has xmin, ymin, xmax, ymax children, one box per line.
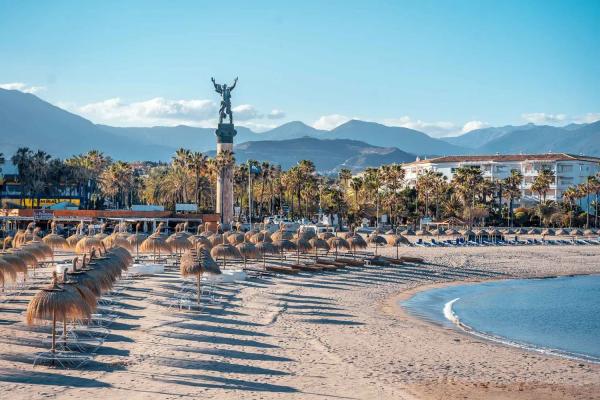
<box><xmin>389</xmin><ymin>273</ymin><xmax>600</xmax><ymax>365</ymax></box>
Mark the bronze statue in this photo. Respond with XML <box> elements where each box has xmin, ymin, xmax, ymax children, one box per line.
<box><xmin>211</xmin><ymin>77</ymin><xmax>238</xmax><ymax>124</ymax></box>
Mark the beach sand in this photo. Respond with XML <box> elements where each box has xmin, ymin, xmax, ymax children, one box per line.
<box><xmin>1</xmin><ymin>245</ymin><xmax>599</xmax><ymax>399</ymax></box>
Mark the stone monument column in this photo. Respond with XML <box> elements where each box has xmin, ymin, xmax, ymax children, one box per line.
<box><xmin>216</xmin><ymin>124</ymin><xmax>236</xmax><ymax>225</ymax></box>
<box><xmin>211</xmin><ymin>77</ymin><xmax>238</xmax><ymax>226</ymax></box>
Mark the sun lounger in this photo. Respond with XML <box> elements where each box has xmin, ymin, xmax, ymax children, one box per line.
<box><xmin>33</xmin><ymin>350</ymin><xmax>94</xmax><ymax>368</ymax></box>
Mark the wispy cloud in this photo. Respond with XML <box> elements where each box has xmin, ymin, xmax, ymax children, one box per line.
<box><xmin>0</xmin><ymin>82</ymin><xmax>45</xmax><ymax>94</ymax></box>
<box><xmin>521</xmin><ymin>112</ymin><xmax>567</xmax><ymax>124</ymax></box>
<box><xmin>383</xmin><ymin>116</ymin><xmax>456</xmax><ymax>137</ymax></box>
<box><xmin>69</xmin><ymin>97</ymin><xmax>285</xmax><ymax>129</ymax></box>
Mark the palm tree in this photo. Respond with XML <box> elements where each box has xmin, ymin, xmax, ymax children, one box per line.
<box><xmin>452</xmin><ymin>166</ymin><xmax>483</xmax><ymax>227</ymax></box>
<box><xmin>187</xmin><ymin>151</ymin><xmax>207</xmax><ymax>208</ymax></box>
<box><xmin>531</xmin><ymin>168</ymin><xmax>555</xmax><ymax>203</ymax></box>
<box><xmin>11</xmin><ymin>147</ymin><xmax>33</xmax><ymax>207</ymax></box>
<box><xmin>503</xmin><ymin>170</ymin><xmax>523</xmax><ymax>227</ymax></box>
<box><xmin>562</xmin><ymin>186</ymin><xmax>578</xmax><ymax>227</ymax></box>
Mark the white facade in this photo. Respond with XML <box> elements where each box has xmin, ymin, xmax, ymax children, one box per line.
<box><xmin>402</xmin><ymin>154</ymin><xmax>600</xmax><ymax>203</ymax></box>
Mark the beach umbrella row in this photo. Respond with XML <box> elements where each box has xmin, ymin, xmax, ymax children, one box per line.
<box><xmin>26</xmin><ymin>245</ymin><xmax>132</xmax><ymax>353</ymax></box>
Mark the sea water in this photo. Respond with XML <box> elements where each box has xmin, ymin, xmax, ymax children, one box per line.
<box><xmin>401</xmin><ymin>275</ymin><xmax>600</xmax><ymax>363</ymax></box>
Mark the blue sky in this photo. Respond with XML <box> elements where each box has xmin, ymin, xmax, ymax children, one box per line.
<box><xmin>1</xmin><ymin>0</ymin><xmax>599</xmax><ymax>136</ymax></box>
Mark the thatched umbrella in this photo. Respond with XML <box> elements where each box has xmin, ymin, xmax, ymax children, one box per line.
<box><xmin>244</xmin><ymin>229</ymin><xmax>259</xmax><ymax>242</ymax></box>
<box><xmin>272</xmin><ymin>239</ymin><xmax>297</xmax><ymax>261</ymax></box>
<box><xmin>308</xmin><ymin>238</ymin><xmax>329</xmax><ymax>261</ymax></box>
<box><xmin>208</xmin><ymin>233</ymin><xmax>224</xmax><ymax>247</ymax></box>
<box><xmin>167</xmin><ymin>231</ymin><xmax>193</xmax><ymax>255</ymax></box>
<box><xmin>570</xmin><ymin>228</ymin><xmax>583</xmax><ymax>236</ymax></box>
<box><xmin>541</xmin><ymin>228</ymin><xmax>555</xmax><ymax>236</ymax></box>
<box><xmin>236</xmin><ymin>240</ymin><xmax>258</xmax><ymax>268</ymax></box>
<box><xmin>26</xmin><ymin>272</ymin><xmax>92</xmax><ymax>354</ymax></box>
<box><xmin>460</xmin><ymin>229</ymin><xmax>474</xmax><ymax>239</ymax></box>
<box><xmin>367</xmin><ymin>234</ymin><xmax>387</xmax><ymax>256</ymax></box>
<box><xmin>227</xmin><ymin>232</ymin><xmax>245</xmax><ymax>245</ymax></box>
<box><xmin>1</xmin><ymin>253</ymin><xmax>29</xmax><ymax>282</ymax></box>
<box><xmin>554</xmin><ymin>228</ymin><xmax>569</xmax><ymax>236</ymax></box>
<box><xmin>75</xmin><ymin>235</ymin><xmax>103</xmax><ymax>254</ymax></box>
<box><xmin>318</xmin><ymin>232</ymin><xmax>335</xmax><ymax>240</ymax></box>
<box><xmin>255</xmin><ymin>240</ymin><xmax>276</xmax><ymax>267</ymax></box>
<box><xmin>298</xmin><ymin>229</ymin><xmax>316</xmax><ymax>240</ymax></box>
<box><xmin>127</xmin><ymin>222</ymin><xmax>148</xmax><ymax>258</ymax></box>
<box><xmin>583</xmin><ymin>228</ymin><xmax>596</xmax><ymax>236</ymax></box>
<box><xmin>271</xmin><ymin>230</ymin><xmax>294</xmax><ymax>241</ymax></box>
<box><xmin>181</xmin><ymin>249</ymin><xmax>221</xmax><ymax>305</ymax></box>
<box><xmin>43</xmin><ymin>221</ymin><xmax>68</xmax><ymax>252</ymax></box>
<box><xmin>348</xmin><ymin>234</ymin><xmax>367</xmax><ymax>256</ymax></box>
<box><xmin>445</xmin><ymin>228</ymin><xmax>459</xmax><ymax>236</ymax></box>
<box><xmin>210</xmin><ymin>237</ymin><xmax>241</xmax><ymax>268</ymax></box>
<box><xmin>66</xmin><ymin>222</ymin><xmax>85</xmax><ymax>249</ymax></box>
<box><xmin>327</xmin><ymin>236</ymin><xmax>349</xmax><ymax>260</ymax></box>
<box><xmin>94</xmin><ymin>223</ymin><xmax>109</xmax><ymax>240</ymax></box>
<box><xmin>528</xmin><ymin>228</ymin><xmax>541</xmax><ymax>235</ymax></box>
<box><xmin>385</xmin><ymin>234</ymin><xmax>410</xmax><ymax>260</ymax></box>
<box><xmin>340</xmin><ymin>232</ymin><xmax>353</xmax><ymax>239</ymax></box>
<box><xmin>292</xmin><ymin>237</ymin><xmax>312</xmax><ymax>264</ymax></box>
<box><xmin>250</xmin><ymin>231</ymin><xmax>271</xmax><ymax>244</ymax></box>
<box><xmin>140</xmin><ymin>223</ymin><xmax>171</xmax><ymax>260</ymax></box>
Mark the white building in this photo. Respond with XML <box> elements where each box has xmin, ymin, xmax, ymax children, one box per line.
<box><xmin>402</xmin><ymin>153</ymin><xmax>600</xmax><ymax>203</ymax></box>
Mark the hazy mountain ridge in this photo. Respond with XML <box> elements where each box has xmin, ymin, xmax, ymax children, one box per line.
<box><xmin>1</xmin><ymin>88</ymin><xmax>599</xmax><ymax>167</ymax></box>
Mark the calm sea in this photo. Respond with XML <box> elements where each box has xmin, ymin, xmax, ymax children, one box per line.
<box><xmin>401</xmin><ymin>275</ymin><xmax>600</xmax><ymax>363</ymax></box>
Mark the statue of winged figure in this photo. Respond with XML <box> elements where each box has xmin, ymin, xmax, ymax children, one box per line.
<box><xmin>211</xmin><ymin>77</ymin><xmax>238</xmax><ymax>124</ymax></box>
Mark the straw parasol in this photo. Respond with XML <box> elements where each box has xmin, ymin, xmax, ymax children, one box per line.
<box><xmin>66</xmin><ymin>222</ymin><xmax>85</xmax><ymax>249</ymax></box>
<box><xmin>140</xmin><ymin>223</ymin><xmax>171</xmax><ymax>260</ymax></box>
<box><xmin>272</xmin><ymin>239</ymin><xmax>297</xmax><ymax>261</ymax></box>
<box><xmin>181</xmin><ymin>249</ymin><xmax>221</xmax><ymax>305</ymax></box>
<box><xmin>43</xmin><ymin>221</ymin><xmax>68</xmax><ymax>251</ymax></box>
<box><xmin>292</xmin><ymin>237</ymin><xmax>312</xmax><ymax>264</ymax></box>
<box><xmin>75</xmin><ymin>235</ymin><xmax>103</xmax><ymax>254</ymax></box>
<box><xmin>236</xmin><ymin>240</ymin><xmax>258</xmax><ymax>268</ymax></box>
<box><xmin>541</xmin><ymin>228</ymin><xmax>555</xmax><ymax>236</ymax></box>
<box><xmin>527</xmin><ymin>228</ymin><xmax>541</xmax><ymax>235</ymax></box>
<box><xmin>570</xmin><ymin>228</ymin><xmax>583</xmax><ymax>236</ymax></box>
<box><xmin>583</xmin><ymin>228</ymin><xmax>596</xmax><ymax>236</ymax></box>
<box><xmin>348</xmin><ymin>234</ymin><xmax>367</xmax><ymax>256</ymax></box>
<box><xmin>210</xmin><ymin>237</ymin><xmax>241</xmax><ymax>268</ymax></box>
<box><xmin>318</xmin><ymin>232</ymin><xmax>335</xmax><ymax>240</ymax></box>
<box><xmin>127</xmin><ymin>222</ymin><xmax>148</xmax><ymax>258</ymax></box>
<box><xmin>327</xmin><ymin>236</ymin><xmax>349</xmax><ymax>260</ymax></box>
<box><xmin>444</xmin><ymin>228</ymin><xmax>459</xmax><ymax>236</ymax></box>
<box><xmin>26</xmin><ymin>272</ymin><xmax>92</xmax><ymax>353</ymax></box>
<box><xmin>308</xmin><ymin>237</ymin><xmax>329</xmax><ymax>261</ymax></box>
<box><xmin>460</xmin><ymin>229</ymin><xmax>474</xmax><ymax>238</ymax></box>
<box><xmin>271</xmin><ymin>230</ymin><xmax>294</xmax><ymax>241</ymax></box>
<box><xmin>244</xmin><ymin>229</ymin><xmax>259</xmax><ymax>241</ymax></box>
<box><xmin>367</xmin><ymin>234</ymin><xmax>387</xmax><ymax>256</ymax></box>
<box><xmin>94</xmin><ymin>223</ymin><xmax>109</xmax><ymax>240</ymax></box>
<box><xmin>385</xmin><ymin>234</ymin><xmax>410</xmax><ymax>260</ymax></box>
<box><xmin>227</xmin><ymin>232</ymin><xmax>245</xmax><ymax>245</ymax></box>
<box><xmin>255</xmin><ymin>240</ymin><xmax>276</xmax><ymax>267</ymax></box>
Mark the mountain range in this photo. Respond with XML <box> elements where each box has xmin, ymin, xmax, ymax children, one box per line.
<box><xmin>1</xmin><ymin>88</ymin><xmax>599</xmax><ymax>173</ymax></box>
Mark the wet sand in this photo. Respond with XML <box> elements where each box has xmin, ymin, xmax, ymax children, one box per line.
<box><xmin>1</xmin><ymin>245</ymin><xmax>599</xmax><ymax>399</ymax></box>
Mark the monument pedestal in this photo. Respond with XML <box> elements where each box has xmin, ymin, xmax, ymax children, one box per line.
<box><xmin>216</xmin><ymin>123</ymin><xmax>237</xmax><ymax>225</ymax></box>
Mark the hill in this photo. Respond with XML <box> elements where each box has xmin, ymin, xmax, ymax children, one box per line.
<box><xmin>207</xmin><ymin>137</ymin><xmax>416</xmax><ymax>173</ymax></box>
<box><xmin>325</xmin><ymin>120</ymin><xmax>468</xmax><ymax>156</ymax></box>
<box><xmin>0</xmin><ymin>89</ymin><xmax>175</xmax><ymax>161</ymax></box>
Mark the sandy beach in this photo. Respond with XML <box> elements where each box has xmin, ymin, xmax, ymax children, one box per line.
<box><xmin>1</xmin><ymin>245</ymin><xmax>600</xmax><ymax>400</ymax></box>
